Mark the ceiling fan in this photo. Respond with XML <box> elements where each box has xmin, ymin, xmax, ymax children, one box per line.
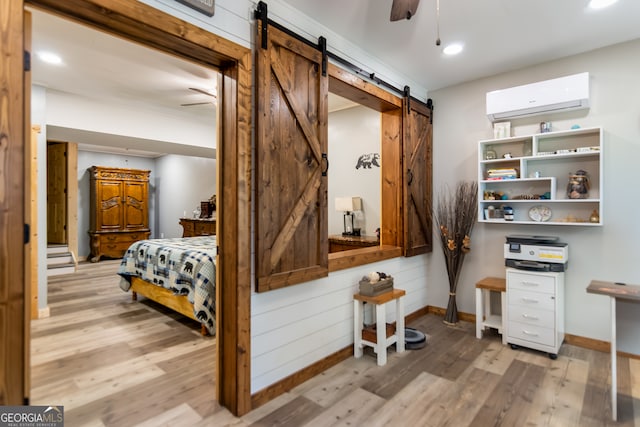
<box><xmin>390</xmin><ymin>0</ymin><xmax>442</xmax><ymax>46</ymax></box>
<box><xmin>180</xmin><ymin>87</ymin><xmax>216</xmax><ymax>107</ymax></box>
<box><xmin>390</xmin><ymin>0</ymin><xmax>420</xmax><ymax>21</ymax></box>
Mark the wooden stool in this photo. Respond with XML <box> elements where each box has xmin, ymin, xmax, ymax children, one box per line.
<box><xmin>353</xmin><ymin>289</ymin><xmax>406</xmax><ymax>366</ymax></box>
<box><xmin>475</xmin><ymin>277</ymin><xmax>506</xmax><ymax>345</ymax></box>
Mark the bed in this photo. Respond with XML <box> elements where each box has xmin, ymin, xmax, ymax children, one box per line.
<box><xmin>117</xmin><ymin>236</ymin><xmax>216</xmax><ymax>335</ymax></box>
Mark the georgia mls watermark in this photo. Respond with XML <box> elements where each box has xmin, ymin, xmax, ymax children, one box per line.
<box><xmin>0</xmin><ymin>406</ymin><xmax>63</xmax><ymax>427</ymax></box>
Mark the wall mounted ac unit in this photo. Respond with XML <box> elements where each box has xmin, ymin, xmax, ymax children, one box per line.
<box><xmin>486</xmin><ymin>72</ymin><xmax>589</xmax><ymax>122</ymax></box>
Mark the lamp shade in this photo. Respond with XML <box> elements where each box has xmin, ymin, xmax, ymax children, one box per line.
<box><xmin>335</xmin><ymin>196</ymin><xmax>362</xmax><ymax>212</ymax></box>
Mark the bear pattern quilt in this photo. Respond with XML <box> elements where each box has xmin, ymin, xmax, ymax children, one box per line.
<box><xmin>118</xmin><ymin>236</ymin><xmax>216</xmax><ymax>334</ymax></box>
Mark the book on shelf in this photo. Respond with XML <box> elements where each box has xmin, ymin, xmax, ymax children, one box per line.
<box><xmin>487</xmin><ymin>168</ymin><xmax>518</xmax><ymax>180</ymax></box>
<box><xmin>487</xmin><ymin>176</ymin><xmax>517</xmax><ymax>181</ymax></box>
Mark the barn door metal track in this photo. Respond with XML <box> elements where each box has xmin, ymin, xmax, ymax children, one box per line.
<box><xmin>254</xmin><ymin>1</ymin><xmax>433</xmax><ymax>112</ymax></box>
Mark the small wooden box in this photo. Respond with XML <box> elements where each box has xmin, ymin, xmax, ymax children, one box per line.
<box><xmin>359</xmin><ymin>277</ymin><xmax>394</xmax><ymax>296</ymax></box>
<box><xmin>362</xmin><ymin>323</ymin><xmax>395</xmax><ymax>343</ymax></box>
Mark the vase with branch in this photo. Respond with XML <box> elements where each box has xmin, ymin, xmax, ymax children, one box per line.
<box><xmin>433</xmin><ymin>181</ymin><xmax>478</xmax><ymax>325</ymax></box>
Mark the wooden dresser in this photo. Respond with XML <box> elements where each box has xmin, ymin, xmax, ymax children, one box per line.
<box><xmin>329</xmin><ymin>235</ymin><xmax>379</xmax><ymax>253</ymax></box>
<box><xmin>179</xmin><ymin>217</ymin><xmax>217</xmax><ymax>237</ymax></box>
<box><xmin>88</xmin><ymin>166</ymin><xmax>150</xmax><ymax>262</ymax></box>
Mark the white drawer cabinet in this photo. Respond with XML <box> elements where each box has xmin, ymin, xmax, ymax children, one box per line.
<box><xmin>508</xmin><ymin>271</ymin><xmax>556</xmax><ymax>294</ymax></box>
<box><xmin>508</xmin><ymin>304</ymin><xmax>555</xmax><ymax>329</ymax></box>
<box><xmin>508</xmin><ymin>320</ymin><xmax>557</xmax><ymax>346</ymax></box>
<box><xmin>506</xmin><ymin>268</ymin><xmax>564</xmax><ymax>358</ymax></box>
<box><xmin>508</xmin><ymin>288</ymin><xmax>556</xmax><ymax>312</ymax></box>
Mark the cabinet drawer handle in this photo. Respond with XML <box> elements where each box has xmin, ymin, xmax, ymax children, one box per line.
<box><xmin>522</xmin><ymin>313</ymin><xmax>539</xmax><ymax>320</ymax></box>
<box><xmin>521</xmin><ymin>298</ymin><xmax>539</xmax><ymax>303</ymax></box>
<box><xmin>521</xmin><ymin>281</ymin><xmax>540</xmax><ymax>287</ymax></box>
<box><xmin>522</xmin><ymin>330</ymin><xmax>539</xmax><ymax>337</ymax></box>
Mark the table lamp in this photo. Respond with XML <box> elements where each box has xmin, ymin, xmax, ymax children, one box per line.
<box><xmin>335</xmin><ymin>196</ymin><xmax>362</xmax><ymax>236</ymax></box>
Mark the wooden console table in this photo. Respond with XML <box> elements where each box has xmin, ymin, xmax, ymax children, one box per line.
<box><xmin>329</xmin><ymin>234</ymin><xmax>379</xmax><ymax>253</ymax></box>
<box><xmin>179</xmin><ymin>217</ymin><xmax>216</xmax><ymax>237</ymax></box>
<box><xmin>586</xmin><ymin>279</ymin><xmax>640</xmax><ymax>421</ymax></box>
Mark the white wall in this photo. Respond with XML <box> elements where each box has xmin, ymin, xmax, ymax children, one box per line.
<box><xmin>74</xmin><ymin>152</ymin><xmax>216</xmax><ymax>256</ymax></box>
<box><xmin>142</xmin><ymin>0</ymin><xmax>428</xmax><ymax>99</ymax></box>
<box><xmin>429</xmin><ymin>39</ymin><xmax>640</xmax><ymax>354</ymax></box>
<box><xmin>251</xmin><ymin>254</ymin><xmax>428</xmax><ymax>392</ymax></box>
<box><xmin>328</xmin><ymin>106</ymin><xmax>381</xmax><ymax>236</ymax></box>
<box><xmin>47</xmin><ymin>90</ymin><xmax>217</xmax><ymax>150</ymax></box>
<box><xmin>155</xmin><ymin>154</ymin><xmax>216</xmax><ymax>238</ymax></box>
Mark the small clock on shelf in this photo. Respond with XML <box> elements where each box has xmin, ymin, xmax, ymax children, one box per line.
<box><xmin>528</xmin><ymin>205</ymin><xmax>552</xmax><ymax>222</ymax></box>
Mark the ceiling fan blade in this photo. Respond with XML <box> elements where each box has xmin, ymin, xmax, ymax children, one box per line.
<box><xmin>189</xmin><ymin>87</ymin><xmax>217</xmax><ymax>98</ymax></box>
<box><xmin>390</xmin><ymin>0</ymin><xmax>420</xmax><ymax>21</ymax></box>
<box><xmin>181</xmin><ymin>101</ymin><xmax>214</xmax><ymax>107</ymax></box>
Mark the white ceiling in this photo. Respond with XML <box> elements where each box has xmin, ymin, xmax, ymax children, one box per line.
<box><xmin>282</xmin><ymin>0</ymin><xmax>640</xmax><ymax>92</ymax></box>
<box><xmin>30</xmin><ymin>8</ymin><xmax>219</xmax><ymax>158</ymax></box>
<box><xmin>30</xmin><ymin>1</ymin><xmax>640</xmax><ymax>156</ymax></box>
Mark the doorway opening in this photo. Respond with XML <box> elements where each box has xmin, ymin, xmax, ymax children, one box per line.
<box><xmin>20</xmin><ymin>0</ymin><xmax>252</xmax><ymax>417</ymax></box>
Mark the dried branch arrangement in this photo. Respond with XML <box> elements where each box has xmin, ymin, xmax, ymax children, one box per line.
<box><xmin>433</xmin><ymin>181</ymin><xmax>478</xmax><ymax>325</ymax></box>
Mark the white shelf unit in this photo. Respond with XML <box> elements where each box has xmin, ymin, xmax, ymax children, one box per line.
<box><xmin>478</xmin><ymin>127</ymin><xmax>603</xmax><ymax>226</ymax></box>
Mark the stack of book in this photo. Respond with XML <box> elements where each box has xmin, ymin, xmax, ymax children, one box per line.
<box><xmin>487</xmin><ymin>168</ymin><xmax>518</xmax><ymax>180</ymax></box>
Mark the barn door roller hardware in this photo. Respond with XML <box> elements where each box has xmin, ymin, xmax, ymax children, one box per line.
<box><xmin>404</xmin><ymin>85</ymin><xmax>411</xmax><ymax>114</ymax></box>
<box><xmin>254</xmin><ymin>1</ymin><xmax>431</xmax><ymax>110</ymax></box>
<box><xmin>255</xmin><ymin>1</ymin><xmax>327</xmax><ymax>76</ymax></box>
<box><xmin>256</xmin><ymin>1</ymin><xmax>268</xmax><ymax>49</ymax></box>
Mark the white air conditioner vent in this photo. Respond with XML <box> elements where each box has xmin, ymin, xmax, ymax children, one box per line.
<box><xmin>486</xmin><ymin>72</ymin><xmax>590</xmax><ymax>122</ymax></box>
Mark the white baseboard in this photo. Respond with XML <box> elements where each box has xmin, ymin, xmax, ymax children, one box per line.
<box><xmin>38</xmin><ymin>306</ymin><xmax>50</xmax><ymax>319</ymax></box>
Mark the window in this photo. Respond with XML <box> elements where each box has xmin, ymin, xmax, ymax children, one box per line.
<box><xmin>327</xmin><ymin>94</ymin><xmax>381</xmax><ymax>251</ymax></box>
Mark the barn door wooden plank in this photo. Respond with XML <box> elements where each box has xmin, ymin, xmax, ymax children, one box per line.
<box><xmin>255</xmin><ymin>20</ymin><xmax>328</xmax><ymax>292</ymax></box>
<box><xmin>403</xmin><ymin>99</ymin><xmax>433</xmax><ymax>256</ymax></box>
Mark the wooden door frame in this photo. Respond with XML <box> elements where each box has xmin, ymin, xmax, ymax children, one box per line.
<box><xmin>7</xmin><ymin>0</ymin><xmax>253</xmax><ymax>415</ymax></box>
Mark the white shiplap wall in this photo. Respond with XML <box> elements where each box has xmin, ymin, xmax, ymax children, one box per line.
<box><xmin>251</xmin><ymin>255</ymin><xmax>429</xmax><ymax>392</ymax></box>
<box><xmin>143</xmin><ymin>0</ymin><xmax>432</xmax><ymax>395</ymax></box>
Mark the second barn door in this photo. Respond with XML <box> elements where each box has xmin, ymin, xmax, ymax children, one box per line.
<box><xmin>403</xmin><ymin>99</ymin><xmax>433</xmax><ymax>256</ymax></box>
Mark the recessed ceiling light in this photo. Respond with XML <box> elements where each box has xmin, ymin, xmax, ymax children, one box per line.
<box><xmin>588</xmin><ymin>0</ymin><xmax>618</xmax><ymax>10</ymax></box>
<box><xmin>443</xmin><ymin>43</ymin><xmax>463</xmax><ymax>56</ymax></box>
<box><xmin>37</xmin><ymin>51</ymin><xmax>63</xmax><ymax>65</ymax></box>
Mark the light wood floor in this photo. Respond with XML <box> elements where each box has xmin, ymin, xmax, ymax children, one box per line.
<box><xmin>32</xmin><ymin>261</ymin><xmax>639</xmax><ymax>426</ymax></box>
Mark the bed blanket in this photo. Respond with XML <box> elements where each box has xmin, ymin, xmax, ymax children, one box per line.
<box><xmin>118</xmin><ymin>236</ymin><xmax>216</xmax><ymax>334</ymax></box>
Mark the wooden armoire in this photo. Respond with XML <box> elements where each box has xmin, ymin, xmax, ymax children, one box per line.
<box><xmin>88</xmin><ymin>166</ymin><xmax>150</xmax><ymax>262</ymax></box>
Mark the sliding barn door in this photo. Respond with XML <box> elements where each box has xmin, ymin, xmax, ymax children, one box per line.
<box><xmin>403</xmin><ymin>100</ymin><xmax>433</xmax><ymax>256</ymax></box>
<box><xmin>255</xmin><ymin>20</ymin><xmax>328</xmax><ymax>292</ymax></box>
